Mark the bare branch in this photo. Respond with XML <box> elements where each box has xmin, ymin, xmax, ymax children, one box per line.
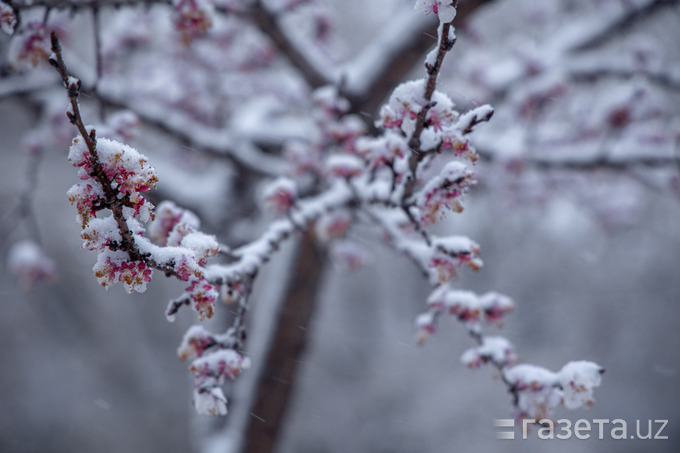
<box><xmin>248</xmin><ymin>0</ymin><xmax>329</xmax><ymax>90</ymax></box>
<box><xmin>571</xmin><ymin>0</ymin><xmax>680</xmax><ymax>52</ymax></box>
<box><xmin>10</xmin><ymin>0</ymin><xmax>170</xmax><ymax>11</ymax></box>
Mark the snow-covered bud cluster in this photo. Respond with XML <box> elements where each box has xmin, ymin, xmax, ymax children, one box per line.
<box><xmin>67</xmin><ymin>137</ymin><xmax>157</xmax><ymax>228</ymax></box>
<box><xmin>313</xmin><ymin>85</ymin><xmax>350</xmax><ymax>117</ymax></box>
<box><xmin>189</xmin><ymin>348</ymin><xmax>251</xmax><ymax>415</ymax></box>
<box><xmin>178</xmin><ymin>325</ymin><xmax>217</xmax><ymax>361</ymax></box>
<box><xmin>285</xmin><ymin>141</ymin><xmax>322</xmax><ymax>176</ymax></box>
<box><xmin>414</xmin><ymin>0</ymin><xmax>457</xmax><ymax>23</ymax></box>
<box><xmin>0</xmin><ymin>1</ymin><xmax>16</xmax><ymax>35</ymax></box>
<box><xmin>378</xmin><ymin>80</ymin><xmax>427</xmax><ymax>135</ymax></box>
<box><xmin>147</xmin><ymin>201</ymin><xmax>219</xmax><ymax>319</ymax></box>
<box><xmin>330</xmin><ymin>240</ymin><xmax>371</xmax><ymax>269</ymax></box>
<box><xmin>416</xmin><ymin>286</ymin><xmax>512</xmax><ymax>344</ymax></box>
<box><xmin>460</xmin><ymin>336</ymin><xmax>518</xmax><ymax>368</ymax></box>
<box><xmin>422</xmin><ymin>285</ymin><xmax>514</xmax><ymax>331</ymax></box>
<box><xmin>173</xmin><ymin>0</ymin><xmax>213</xmax><ymax>45</ymax></box>
<box><xmin>149</xmin><ymin>201</ymin><xmax>200</xmax><ymax>246</ymax></box>
<box><xmin>99</xmin><ymin>111</ymin><xmax>141</xmax><ymax>142</ymax></box>
<box><xmin>93</xmin><ymin>250</ymin><xmax>153</xmax><ymax>293</ymax></box>
<box><xmin>505</xmin><ymin>361</ymin><xmax>604</xmax><ymax>421</ymax></box>
<box><xmin>378</xmin><ymin>80</ymin><xmax>488</xmax><ymax>161</ymax></box>
<box><xmin>356</xmin><ymin>131</ymin><xmax>408</xmax><ymax>170</ymax></box>
<box><xmin>7</xmin><ymin>21</ymin><xmax>49</xmax><ymax>70</ymax></box>
<box><xmin>326</xmin><ymin>154</ymin><xmax>364</xmax><ymax>179</ymax></box>
<box><xmin>312</xmin><ymin>86</ymin><xmax>367</xmax><ymax>155</ymax></box>
<box><xmin>7</xmin><ymin>240</ymin><xmax>56</xmax><ymax>289</ymax></box>
<box><xmin>426</xmin><ymin>236</ymin><xmax>482</xmax><ymax>283</ymax></box>
<box><xmin>416</xmin><ymin>161</ymin><xmax>475</xmax><ymax>225</ymax></box>
<box><xmin>261</xmin><ymin>177</ymin><xmax>297</xmax><ymax>215</ymax></box>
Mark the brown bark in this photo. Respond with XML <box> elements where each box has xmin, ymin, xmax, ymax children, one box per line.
<box><xmin>238</xmin><ymin>2</ymin><xmax>496</xmax><ymax>452</ymax></box>
<box><xmin>240</xmin><ymin>234</ymin><xmax>326</xmax><ymax>453</ymax></box>
<box><xmin>350</xmin><ymin>0</ymin><xmax>497</xmax><ymax>117</ymax></box>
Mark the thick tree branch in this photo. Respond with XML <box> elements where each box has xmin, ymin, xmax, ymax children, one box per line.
<box><xmin>571</xmin><ymin>0</ymin><xmax>680</xmax><ymax>52</ymax></box>
<box><xmin>9</xmin><ymin>0</ymin><xmax>170</xmax><ymax>11</ymax></box>
<box><xmin>349</xmin><ymin>0</ymin><xmax>496</xmax><ymax>117</ymax></box>
<box><xmin>241</xmin><ymin>234</ymin><xmax>326</xmax><ymax>453</ymax></box>
<box><xmin>248</xmin><ymin>0</ymin><xmax>329</xmax><ymax>90</ymax></box>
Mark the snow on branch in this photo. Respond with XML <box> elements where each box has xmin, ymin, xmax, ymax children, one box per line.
<box><xmin>37</xmin><ymin>0</ymin><xmax>606</xmax><ymax>426</ymax></box>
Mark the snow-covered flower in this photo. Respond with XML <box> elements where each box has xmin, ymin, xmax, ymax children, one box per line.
<box><xmin>414</xmin><ymin>0</ymin><xmax>457</xmax><ymax>24</ymax></box>
<box><xmin>7</xmin><ymin>240</ymin><xmax>56</xmax><ymax>288</ymax></box>
<box><xmin>262</xmin><ymin>177</ymin><xmax>297</xmax><ymax>214</ymax></box>
<box><xmin>0</xmin><ymin>1</ymin><xmax>16</xmax><ymax>35</ymax></box>
<box><xmin>460</xmin><ymin>336</ymin><xmax>518</xmax><ymax>368</ymax></box>
<box><xmin>193</xmin><ymin>387</ymin><xmax>228</xmax><ymax>416</ymax></box>
<box><xmin>178</xmin><ymin>325</ymin><xmax>216</xmax><ymax>361</ymax></box>
<box><xmin>558</xmin><ymin>361</ymin><xmax>604</xmax><ymax>409</ymax></box>
<box><xmin>7</xmin><ymin>21</ymin><xmax>49</xmax><ymax>69</ymax></box>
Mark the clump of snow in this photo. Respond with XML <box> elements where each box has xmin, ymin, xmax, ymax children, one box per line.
<box><xmin>7</xmin><ymin>240</ymin><xmax>56</xmax><ymax>288</ymax></box>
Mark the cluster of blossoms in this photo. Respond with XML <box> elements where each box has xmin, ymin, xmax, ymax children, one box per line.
<box><xmin>425</xmin><ymin>236</ymin><xmax>482</xmax><ymax>283</ymax></box>
<box><xmin>7</xmin><ymin>240</ymin><xmax>57</xmax><ymax>289</ymax></box>
<box><xmin>417</xmin><ymin>280</ymin><xmax>604</xmax><ymax>423</ymax></box>
<box><xmin>44</xmin><ymin>0</ymin><xmax>607</xmax><ymax>422</ymax></box>
<box><xmin>460</xmin><ymin>336</ymin><xmax>518</xmax><ymax>368</ymax></box>
<box><xmin>0</xmin><ymin>1</ymin><xmax>16</xmax><ymax>35</ymax></box>
<box><xmin>67</xmin><ymin>136</ymin><xmax>157</xmax><ymax>229</ymax></box>
<box><xmin>415</xmin><ymin>161</ymin><xmax>475</xmax><ymax>225</ymax></box>
<box><xmin>172</xmin><ymin>0</ymin><xmax>214</xmax><ymax>45</ymax></box>
<box><xmin>261</xmin><ymin>177</ymin><xmax>297</xmax><ymax>215</ymax></box>
<box><xmin>505</xmin><ymin>362</ymin><xmax>604</xmax><ymax>421</ymax></box>
<box><xmin>6</xmin><ymin>21</ymin><xmax>50</xmax><ymax>70</ymax></box>
<box><xmin>416</xmin><ymin>285</ymin><xmax>514</xmax><ymax>343</ymax></box>
<box><xmin>147</xmin><ymin>201</ymin><xmax>220</xmax><ymax>320</ymax></box>
<box><xmin>177</xmin><ymin>325</ymin><xmax>251</xmax><ymax>415</ymax></box>
<box><xmin>66</xmin><ymin>125</ymin><xmax>219</xmax><ymax>320</ymax></box>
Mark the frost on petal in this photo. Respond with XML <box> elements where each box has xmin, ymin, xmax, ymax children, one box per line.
<box><xmin>193</xmin><ymin>387</ymin><xmax>227</xmax><ymax>416</ymax></box>
<box><xmin>7</xmin><ymin>240</ymin><xmax>56</xmax><ymax>288</ymax></box>
<box><xmin>558</xmin><ymin>361</ymin><xmax>604</xmax><ymax>409</ymax></box>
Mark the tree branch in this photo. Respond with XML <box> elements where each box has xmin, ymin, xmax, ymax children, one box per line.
<box><xmin>571</xmin><ymin>0</ymin><xmax>680</xmax><ymax>52</ymax></box>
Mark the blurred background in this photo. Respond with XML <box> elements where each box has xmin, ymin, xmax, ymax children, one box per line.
<box><xmin>1</xmin><ymin>0</ymin><xmax>680</xmax><ymax>452</ymax></box>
